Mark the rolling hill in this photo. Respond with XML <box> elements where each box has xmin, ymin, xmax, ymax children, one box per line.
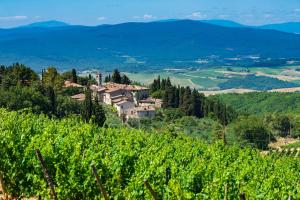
<box><xmin>1</xmin><ymin>20</ymin><xmax>300</xmax><ymax>70</ymax></box>
<box><xmin>259</xmin><ymin>22</ymin><xmax>300</xmax><ymax>34</ymax></box>
<box><xmin>202</xmin><ymin>20</ymin><xmax>300</xmax><ymax>34</ymax></box>
<box><xmin>22</xmin><ymin>20</ymin><xmax>70</xmax><ymax>28</ymax></box>
<box><xmin>201</xmin><ymin>20</ymin><xmax>245</xmax><ymax>28</ymax></box>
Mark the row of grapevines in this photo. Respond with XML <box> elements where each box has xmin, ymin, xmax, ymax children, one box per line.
<box><xmin>0</xmin><ymin>109</ymin><xmax>299</xmax><ymax>199</ymax></box>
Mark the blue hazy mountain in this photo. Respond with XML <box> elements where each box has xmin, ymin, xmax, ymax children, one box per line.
<box><xmin>259</xmin><ymin>22</ymin><xmax>300</xmax><ymax>34</ymax></box>
<box><xmin>22</xmin><ymin>20</ymin><xmax>70</xmax><ymax>28</ymax></box>
<box><xmin>0</xmin><ymin>20</ymin><xmax>300</xmax><ymax>70</ymax></box>
<box><xmin>201</xmin><ymin>20</ymin><xmax>300</xmax><ymax>34</ymax></box>
<box><xmin>201</xmin><ymin>20</ymin><xmax>245</xmax><ymax>28</ymax></box>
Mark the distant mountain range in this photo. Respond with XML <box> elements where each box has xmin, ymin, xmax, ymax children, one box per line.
<box><xmin>201</xmin><ymin>20</ymin><xmax>245</xmax><ymax>28</ymax></box>
<box><xmin>202</xmin><ymin>20</ymin><xmax>300</xmax><ymax>34</ymax></box>
<box><xmin>1</xmin><ymin>20</ymin><xmax>300</xmax><ymax>71</ymax></box>
<box><xmin>259</xmin><ymin>22</ymin><xmax>300</xmax><ymax>34</ymax></box>
<box><xmin>22</xmin><ymin>20</ymin><xmax>70</xmax><ymax>28</ymax></box>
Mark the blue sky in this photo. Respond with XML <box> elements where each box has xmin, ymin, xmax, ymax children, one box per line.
<box><xmin>0</xmin><ymin>0</ymin><xmax>300</xmax><ymax>28</ymax></box>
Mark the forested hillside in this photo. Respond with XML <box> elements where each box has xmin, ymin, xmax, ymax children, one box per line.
<box><xmin>1</xmin><ymin>20</ymin><xmax>300</xmax><ymax>69</ymax></box>
<box><xmin>213</xmin><ymin>92</ymin><xmax>300</xmax><ymax>114</ymax></box>
<box><xmin>218</xmin><ymin>75</ymin><xmax>299</xmax><ymax>91</ymax></box>
<box><xmin>1</xmin><ymin>109</ymin><xmax>299</xmax><ymax>199</ymax></box>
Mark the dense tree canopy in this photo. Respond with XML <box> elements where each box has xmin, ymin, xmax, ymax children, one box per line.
<box><xmin>231</xmin><ymin>116</ymin><xmax>273</xmax><ymax>149</ymax></box>
<box><xmin>0</xmin><ymin>63</ymin><xmax>38</xmax><ymax>87</ymax></box>
<box><xmin>0</xmin><ymin>64</ymin><xmax>104</xmax><ymax>123</ymax></box>
<box><xmin>105</xmin><ymin>69</ymin><xmax>132</xmax><ymax>84</ymax></box>
<box><xmin>150</xmin><ymin>76</ymin><xmax>236</xmax><ymax>125</ymax></box>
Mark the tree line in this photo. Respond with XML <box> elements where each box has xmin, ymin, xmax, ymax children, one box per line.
<box><xmin>0</xmin><ymin>63</ymin><xmax>105</xmax><ymax>126</ymax></box>
<box><xmin>104</xmin><ymin>69</ymin><xmax>132</xmax><ymax>84</ymax></box>
<box><xmin>150</xmin><ymin>76</ymin><xmax>237</xmax><ymax>125</ymax></box>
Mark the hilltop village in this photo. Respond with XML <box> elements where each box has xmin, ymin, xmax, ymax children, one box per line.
<box><xmin>68</xmin><ymin>72</ymin><xmax>162</xmax><ymax>120</ymax></box>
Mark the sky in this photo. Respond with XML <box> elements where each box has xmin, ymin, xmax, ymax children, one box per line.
<box><xmin>0</xmin><ymin>0</ymin><xmax>300</xmax><ymax>28</ymax></box>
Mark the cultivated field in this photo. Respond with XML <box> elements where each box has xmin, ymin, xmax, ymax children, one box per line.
<box><xmin>125</xmin><ymin>66</ymin><xmax>300</xmax><ymax>91</ymax></box>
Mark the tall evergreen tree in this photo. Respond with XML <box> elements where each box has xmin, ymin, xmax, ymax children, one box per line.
<box><xmin>92</xmin><ymin>100</ymin><xmax>106</xmax><ymax>127</ymax></box>
<box><xmin>104</xmin><ymin>74</ymin><xmax>111</xmax><ymax>83</ymax></box>
<box><xmin>112</xmin><ymin>69</ymin><xmax>122</xmax><ymax>83</ymax></box>
<box><xmin>179</xmin><ymin>86</ymin><xmax>185</xmax><ymax>107</ymax></box>
<box><xmin>71</xmin><ymin>69</ymin><xmax>77</xmax><ymax>83</ymax></box>
<box><xmin>41</xmin><ymin>69</ymin><xmax>45</xmax><ymax>87</ymax></box>
<box><xmin>47</xmin><ymin>86</ymin><xmax>56</xmax><ymax>115</ymax></box>
<box><xmin>157</xmin><ymin>76</ymin><xmax>161</xmax><ymax>89</ymax></box>
<box><xmin>161</xmin><ymin>79</ymin><xmax>166</xmax><ymax>90</ymax></box>
<box><xmin>121</xmin><ymin>74</ymin><xmax>131</xmax><ymax>84</ymax></box>
<box><xmin>174</xmin><ymin>87</ymin><xmax>180</xmax><ymax>108</ymax></box>
<box><xmin>82</xmin><ymin>89</ymin><xmax>93</xmax><ymax>122</ymax></box>
<box><xmin>181</xmin><ymin>87</ymin><xmax>193</xmax><ymax>115</ymax></box>
<box><xmin>162</xmin><ymin>88</ymin><xmax>169</xmax><ymax>108</ymax></box>
<box><xmin>166</xmin><ymin>77</ymin><xmax>172</xmax><ymax>88</ymax></box>
<box><xmin>191</xmin><ymin>89</ymin><xmax>202</xmax><ymax>118</ymax></box>
<box><xmin>167</xmin><ymin>86</ymin><xmax>176</xmax><ymax>108</ymax></box>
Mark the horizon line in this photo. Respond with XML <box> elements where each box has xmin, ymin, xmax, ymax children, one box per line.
<box><xmin>2</xmin><ymin>18</ymin><xmax>300</xmax><ymax>29</ymax></box>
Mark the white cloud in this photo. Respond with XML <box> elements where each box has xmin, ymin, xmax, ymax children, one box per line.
<box><xmin>132</xmin><ymin>16</ymin><xmax>140</xmax><ymax>19</ymax></box>
<box><xmin>187</xmin><ymin>12</ymin><xmax>207</xmax><ymax>19</ymax></box>
<box><xmin>143</xmin><ymin>14</ymin><xmax>155</xmax><ymax>20</ymax></box>
<box><xmin>263</xmin><ymin>13</ymin><xmax>273</xmax><ymax>18</ymax></box>
<box><xmin>0</xmin><ymin>16</ymin><xmax>28</xmax><ymax>21</ymax></box>
<box><xmin>218</xmin><ymin>14</ymin><xmax>230</xmax><ymax>19</ymax></box>
<box><xmin>132</xmin><ymin>14</ymin><xmax>156</xmax><ymax>20</ymax></box>
<box><xmin>97</xmin><ymin>16</ymin><xmax>106</xmax><ymax>21</ymax></box>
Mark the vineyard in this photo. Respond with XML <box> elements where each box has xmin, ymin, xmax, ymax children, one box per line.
<box><xmin>0</xmin><ymin>109</ymin><xmax>300</xmax><ymax>199</ymax></box>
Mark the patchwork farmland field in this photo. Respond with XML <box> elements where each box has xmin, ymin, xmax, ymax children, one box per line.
<box><xmin>124</xmin><ymin>66</ymin><xmax>300</xmax><ymax>91</ymax></box>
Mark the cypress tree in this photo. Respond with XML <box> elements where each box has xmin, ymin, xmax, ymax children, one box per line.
<box><xmin>121</xmin><ymin>74</ymin><xmax>131</xmax><ymax>84</ymax></box>
<box><xmin>150</xmin><ymin>79</ymin><xmax>158</xmax><ymax>93</ymax></box>
<box><xmin>162</xmin><ymin>87</ymin><xmax>169</xmax><ymax>108</ymax></box>
<box><xmin>179</xmin><ymin>86</ymin><xmax>185</xmax><ymax>107</ymax></box>
<box><xmin>174</xmin><ymin>87</ymin><xmax>180</xmax><ymax>108</ymax></box>
<box><xmin>47</xmin><ymin>86</ymin><xmax>56</xmax><ymax>116</ymax></box>
<box><xmin>82</xmin><ymin>89</ymin><xmax>93</xmax><ymax>122</ymax></box>
<box><xmin>167</xmin><ymin>86</ymin><xmax>176</xmax><ymax>108</ymax></box>
<box><xmin>71</xmin><ymin>69</ymin><xmax>77</xmax><ymax>83</ymax></box>
<box><xmin>166</xmin><ymin>77</ymin><xmax>171</xmax><ymax>88</ymax></box>
<box><xmin>92</xmin><ymin>101</ymin><xmax>106</xmax><ymax>127</ymax></box>
<box><xmin>157</xmin><ymin>76</ymin><xmax>161</xmax><ymax>89</ymax></box>
<box><xmin>112</xmin><ymin>69</ymin><xmax>122</xmax><ymax>83</ymax></box>
<box><xmin>41</xmin><ymin>69</ymin><xmax>45</xmax><ymax>87</ymax></box>
<box><xmin>104</xmin><ymin>74</ymin><xmax>111</xmax><ymax>83</ymax></box>
<box><xmin>181</xmin><ymin>87</ymin><xmax>192</xmax><ymax>115</ymax></box>
<box><xmin>161</xmin><ymin>79</ymin><xmax>166</xmax><ymax>90</ymax></box>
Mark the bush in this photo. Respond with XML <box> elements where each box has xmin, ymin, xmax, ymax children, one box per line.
<box><xmin>232</xmin><ymin>116</ymin><xmax>273</xmax><ymax>149</ymax></box>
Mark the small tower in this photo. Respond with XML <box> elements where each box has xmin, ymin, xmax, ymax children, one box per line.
<box><xmin>96</xmin><ymin>72</ymin><xmax>102</xmax><ymax>87</ymax></box>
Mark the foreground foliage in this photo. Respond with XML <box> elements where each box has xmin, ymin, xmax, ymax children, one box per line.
<box><xmin>0</xmin><ymin>109</ymin><xmax>299</xmax><ymax>199</ymax></box>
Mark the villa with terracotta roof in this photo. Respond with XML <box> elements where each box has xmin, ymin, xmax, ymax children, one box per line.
<box><xmin>114</xmin><ymin>100</ymin><xmax>135</xmax><ymax>117</ymax></box>
<box><xmin>127</xmin><ymin>106</ymin><xmax>156</xmax><ymax>119</ymax></box>
<box><xmin>71</xmin><ymin>93</ymin><xmax>85</xmax><ymax>102</ymax></box>
<box><xmin>139</xmin><ymin>97</ymin><xmax>162</xmax><ymax>108</ymax></box>
<box><xmin>66</xmin><ymin>72</ymin><xmax>157</xmax><ymax>119</ymax></box>
<box><xmin>63</xmin><ymin>80</ymin><xmax>84</xmax><ymax>88</ymax></box>
<box><xmin>89</xmin><ymin>73</ymin><xmax>157</xmax><ymax>119</ymax></box>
